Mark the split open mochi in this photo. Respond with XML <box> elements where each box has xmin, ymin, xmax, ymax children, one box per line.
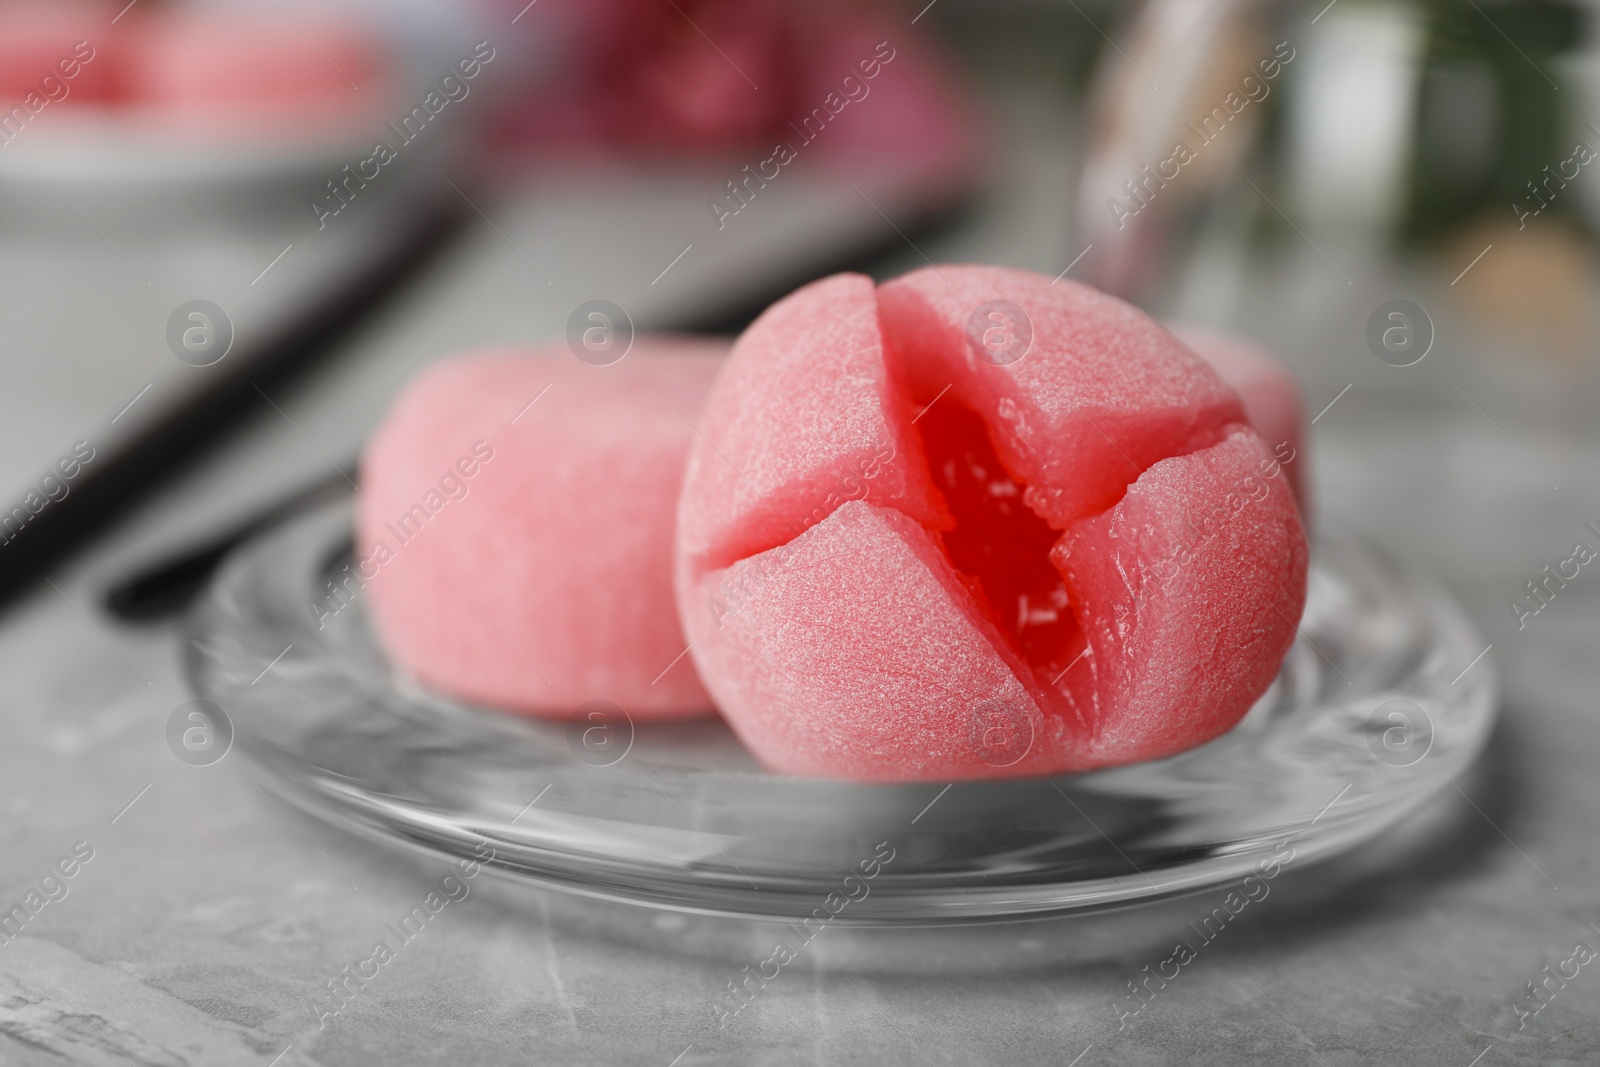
<box><xmin>675</xmin><ymin>266</ymin><xmax>1308</xmax><ymax>780</ymax></box>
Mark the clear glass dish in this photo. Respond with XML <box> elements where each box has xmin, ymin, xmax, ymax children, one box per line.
<box><xmin>184</xmin><ymin>497</ymin><xmax>1496</xmax><ymax>925</ymax></box>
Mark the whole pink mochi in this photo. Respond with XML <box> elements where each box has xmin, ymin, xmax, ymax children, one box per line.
<box><xmin>675</xmin><ymin>267</ymin><xmax>1308</xmax><ymax>780</ymax></box>
<box><xmin>359</xmin><ymin>340</ymin><xmax>726</xmax><ymax>718</ymax></box>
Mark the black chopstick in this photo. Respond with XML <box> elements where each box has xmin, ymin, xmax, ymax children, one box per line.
<box><xmin>0</xmin><ymin>194</ymin><xmax>467</xmax><ymax>617</ymax></box>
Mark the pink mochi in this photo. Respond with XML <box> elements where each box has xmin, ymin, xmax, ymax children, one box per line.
<box><xmin>0</xmin><ymin>4</ymin><xmax>119</xmax><ymax>104</ymax></box>
<box><xmin>122</xmin><ymin>11</ymin><xmax>385</xmax><ymax>120</ymax></box>
<box><xmin>676</xmin><ymin>266</ymin><xmax>1308</xmax><ymax>780</ymax></box>
<box><xmin>1171</xmin><ymin>324</ymin><xmax>1310</xmax><ymax>516</ymax></box>
<box><xmin>360</xmin><ymin>340</ymin><xmax>726</xmax><ymax>719</ymax></box>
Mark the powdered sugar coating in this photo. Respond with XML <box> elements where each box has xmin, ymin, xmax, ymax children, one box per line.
<box><xmin>676</xmin><ymin>273</ymin><xmax>945</xmax><ymax>573</ymax></box>
<box><xmin>1053</xmin><ymin>427</ymin><xmax>1308</xmax><ymax>764</ymax></box>
<box><xmin>682</xmin><ymin>500</ymin><xmax>1061</xmax><ymax>780</ymax></box>
<box><xmin>878</xmin><ymin>265</ymin><xmax>1244</xmax><ymax>526</ymax></box>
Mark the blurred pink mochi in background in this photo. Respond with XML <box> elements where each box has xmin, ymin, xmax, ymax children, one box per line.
<box><xmin>0</xmin><ymin>1</ymin><xmax>389</xmax><ymax>137</ymax></box>
<box><xmin>486</xmin><ymin>0</ymin><xmax>979</xmax><ymax>183</ymax></box>
<box><xmin>358</xmin><ymin>340</ymin><xmax>727</xmax><ymax>718</ymax></box>
<box><xmin>123</xmin><ymin>12</ymin><xmax>386</xmax><ymax>113</ymax></box>
<box><xmin>0</xmin><ymin>2</ymin><xmax>118</xmax><ymax>104</ymax></box>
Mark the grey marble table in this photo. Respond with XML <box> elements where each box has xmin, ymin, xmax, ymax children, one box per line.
<box><xmin>7</xmin><ymin>47</ymin><xmax>1600</xmax><ymax>1067</ymax></box>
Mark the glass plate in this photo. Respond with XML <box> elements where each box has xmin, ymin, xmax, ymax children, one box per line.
<box><xmin>184</xmin><ymin>497</ymin><xmax>1496</xmax><ymax>925</ymax></box>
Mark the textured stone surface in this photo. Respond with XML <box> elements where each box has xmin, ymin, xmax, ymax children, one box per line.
<box><xmin>1</xmin><ymin>315</ymin><xmax>1590</xmax><ymax>1067</ymax></box>
<box><xmin>1</xmin><ymin>62</ymin><xmax>1594</xmax><ymax>1066</ymax></box>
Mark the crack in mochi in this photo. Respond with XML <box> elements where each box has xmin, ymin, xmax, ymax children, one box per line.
<box><xmin>877</xmin><ymin>266</ymin><xmax>1245</xmax><ymax>527</ymax></box>
<box><xmin>908</xmin><ymin>394</ymin><xmax>1089</xmax><ymax>720</ymax></box>
<box><xmin>1170</xmin><ymin>322</ymin><xmax>1311</xmax><ymax>518</ymax></box>
<box><xmin>676</xmin><ymin>273</ymin><xmax>947</xmax><ymax>575</ymax></box>
<box><xmin>873</xmin><ymin>266</ymin><xmax>1276</xmax><ymax>737</ymax></box>
<box><xmin>1052</xmin><ymin>427</ymin><xmax>1308</xmax><ymax>763</ymax></box>
<box><xmin>681</xmin><ymin>500</ymin><xmax>1066</xmax><ymax>780</ymax></box>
